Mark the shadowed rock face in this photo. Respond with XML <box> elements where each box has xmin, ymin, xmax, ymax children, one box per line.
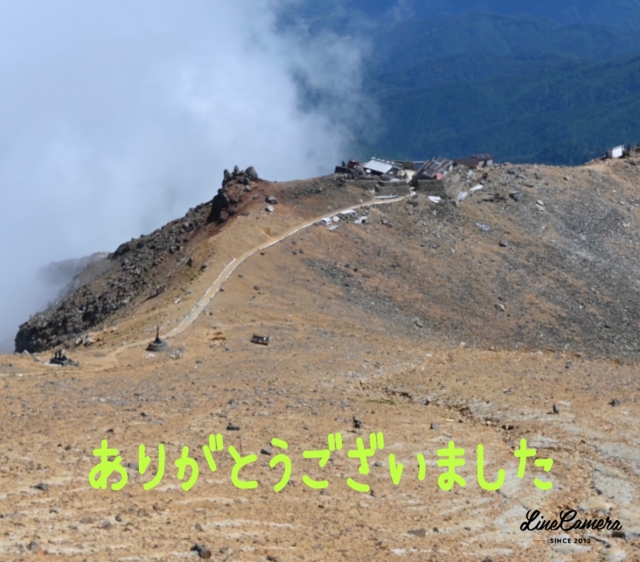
<box><xmin>208</xmin><ymin>166</ymin><xmax>260</xmax><ymax>224</ymax></box>
<box><xmin>13</xmin><ymin>167</ymin><xmax>263</xmax><ymax>354</ymax></box>
<box><xmin>14</xmin><ymin>285</ymin><xmax>118</xmax><ymax>354</ymax></box>
<box><xmin>14</xmin><ymin>201</ymin><xmax>212</xmax><ymax>353</ymax></box>
<box><xmin>208</xmin><ymin>183</ymin><xmax>245</xmax><ymax>224</ymax></box>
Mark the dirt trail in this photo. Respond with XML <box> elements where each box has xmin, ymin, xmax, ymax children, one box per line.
<box><xmin>165</xmin><ymin>195</ymin><xmax>409</xmax><ymax>340</ymax></box>
<box><xmin>0</xmin><ymin>194</ymin><xmax>409</xmax><ymax>380</ymax></box>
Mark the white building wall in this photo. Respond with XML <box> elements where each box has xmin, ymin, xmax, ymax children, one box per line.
<box><xmin>607</xmin><ymin>145</ymin><xmax>624</xmax><ymax>159</ymax></box>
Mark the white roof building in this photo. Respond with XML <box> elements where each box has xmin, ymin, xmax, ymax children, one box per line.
<box><xmin>607</xmin><ymin>145</ymin><xmax>624</xmax><ymax>159</ymax></box>
<box><xmin>363</xmin><ymin>158</ymin><xmax>397</xmax><ymax>175</ymax></box>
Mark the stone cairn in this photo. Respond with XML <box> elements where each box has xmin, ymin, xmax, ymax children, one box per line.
<box><xmin>147</xmin><ymin>326</ymin><xmax>169</xmax><ymax>352</ymax></box>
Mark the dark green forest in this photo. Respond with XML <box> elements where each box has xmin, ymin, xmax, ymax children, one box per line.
<box><xmin>286</xmin><ymin>2</ymin><xmax>640</xmax><ymax>165</ymax></box>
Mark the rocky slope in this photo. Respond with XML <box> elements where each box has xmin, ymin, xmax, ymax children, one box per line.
<box><xmin>37</xmin><ymin>253</ymin><xmax>110</xmax><ymax>290</ymax></box>
<box><xmin>313</xmin><ymin>149</ymin><xmax>640</xmax><ymax>361</ymax></box>
<box><xmin>2</xmin><ymin>153</ymin><xmax>640</xmax><ymax>561</ymax></box>
<box><xmin>18</xmin><ymin>150</ymin><xmax>640</xmax><ymax>362</ymax></box>
<box><xmin>14</xmin><ymin>167</ymin><xmax>265</xmax><ymax>353</ymax></box>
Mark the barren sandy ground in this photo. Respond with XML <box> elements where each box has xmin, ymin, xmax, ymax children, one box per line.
<box><xmin>1</xmin><ymin>160</ymin><xmax>640</xmax><ymax>561</ymax></box>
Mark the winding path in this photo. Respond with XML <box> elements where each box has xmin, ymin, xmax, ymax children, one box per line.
<box><xmin>0</xmin><ymin>194</ymin><xmax>409</xmax><ymax>377</ymax></box>
<box><xmin>165</xmin><ymin>194</ymin><xmax>410</xmax><ymax>339</ymax></box>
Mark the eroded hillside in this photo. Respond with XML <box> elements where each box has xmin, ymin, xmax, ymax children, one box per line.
<box><xmin>16</xmin><ymin>151</ymin><xmax>640</xmax><ymax>361</ymax></box>
<box><xmin>2</xmin><ymin>154</ymin><xmax>640</xmax><ymax>561</ymax></box>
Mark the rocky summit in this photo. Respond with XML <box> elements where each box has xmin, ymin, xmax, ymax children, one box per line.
<box><xmin>14</xmin><ymin>167</ymin><xmax>265</xmax><ymax>354</ymax></box>
<box><xmin>2</xmin><ymin>152</ymin><xmax>640</xmax><ymax>561</ymax></box>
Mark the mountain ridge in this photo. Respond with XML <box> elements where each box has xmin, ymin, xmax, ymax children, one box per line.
<box><xmin>14</xmin><ymin>148</ymin><xmax>640</xmax><ymax>363</ymax></box>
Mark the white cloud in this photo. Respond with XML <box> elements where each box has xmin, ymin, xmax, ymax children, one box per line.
<box><xmin>0</xmin><ymin>0</ymin><xmax>371</xmax><ymax>349</ymax></box>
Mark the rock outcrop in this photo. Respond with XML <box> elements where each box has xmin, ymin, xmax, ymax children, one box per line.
<box><xmin>15</xmin><ymin>201</ymin><xmax>211</xmax><ymax>353</ymax></box>
<box><xmin>14</xmin><ymin>166</ymin><xmax>266</xmax><ymax>354</ymax></box>
<box><xmin>208</xmin><ymin>166</ymin><xmax>260</xmax><ymax>224</ymax></box>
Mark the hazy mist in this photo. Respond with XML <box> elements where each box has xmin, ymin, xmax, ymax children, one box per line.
<box><xmin>0</xmin><ymin>1</ymin><xmax>371</xmax><ymax>351</ymax></box>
